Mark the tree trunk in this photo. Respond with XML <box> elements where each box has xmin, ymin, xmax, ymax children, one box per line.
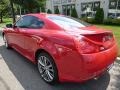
<box><xmin>9</xmin><ymin>0</ymin><xmax>15</xmax><ymax>23</ymax></box>
<box><xmin>0</xmin><ymin>12</ymin><xmax>3</xmax><ymax>23</ymax></box>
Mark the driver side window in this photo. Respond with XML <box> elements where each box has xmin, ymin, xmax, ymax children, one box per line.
<box><xmin>15</xmin><ymin>16</ymin><xmax>32</xmax><ymax>28</ymax></box>
<box><xmin>15</xmin><ymin>15</ymin><xmax>44</xmax><ymax>29</ymax></box>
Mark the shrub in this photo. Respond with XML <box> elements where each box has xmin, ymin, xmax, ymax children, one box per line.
<box><xmin>87</xmin><ymin>18</ymin><xmax>95</xmax><ymax>24</ymax></box>
<box><xmin>47</xmin><ymin>9</ymin><xmax>52</xmax><ymax>14</ymax></box>
<box><xmin>71</xmin><ymin>7</ymin><xmax>78</xmax><ymax>18</ymax></box>
<box><xmin>80</xmin><ymin>17</ymin><xmax>88</xmax><ymax>22</ymax></box>
<box><xmin>80</xmin><ymin>17</ymin><xmax>95</xmax><ymax>24</ymax></box>
<box><xmin>95</xmin><ymin>8</ymin><xmax>104</xmax><ymax>24</ymax></box>
<box><xmin>104</xmin><ymin>19</ymin><xmax>113</xmax><ymax>25</ymax></box>
<box><xmin>81</xmin><ymin>16</ymin><xmax>120</xmax><ymax>25</ymax></box>
<box><xmin>104</xmin><ymin>18</ymin><xmax>120</xmax><ymax>25</ymax></box>
<box><xmin>54</xmin><ymin>8</ymin><xmax>60</xmax><ymax>14</ymax></box>
<box><xmin>112</xmin><ymin>19</ymin><xmax>120</xmax><ymax>25</ymax></box>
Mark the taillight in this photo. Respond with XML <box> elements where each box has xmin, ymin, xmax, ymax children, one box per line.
<box><xmin>103</xmin><ymin>34</ymin><xmax>113</xmax><ymax>42</ymax></box>
<box><xmin>75</xmin><ymin>37</ymin><xmax>99</xmax><ymax>54</ymax></box>
<box><xmin>75</xmin><ymin>33</ymin><xmax>114</xmax><ymax>54</ymax></box>
<box><xmin>102</xmin><ymin>34</ymin><xmax>113</xmax><ymax>49</ymax></box>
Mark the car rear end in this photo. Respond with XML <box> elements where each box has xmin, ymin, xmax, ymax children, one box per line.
<box><xmin>46</xmin><ymin>14</ymin><xmax>118</xmax><ymax>82</ymax></box>
<box><xmin>74</xmin><ymin>31</ymin><xmax>118</xmax><ymax>81</ymax></box>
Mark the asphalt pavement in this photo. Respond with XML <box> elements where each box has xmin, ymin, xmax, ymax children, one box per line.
<box><xmin>0</xmin><ymin>29</ymin><xmax>120</xmax><ymax>90</ymax></box>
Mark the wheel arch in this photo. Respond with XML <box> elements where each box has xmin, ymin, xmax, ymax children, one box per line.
<box><xmin>35</xmin><ymin>49</ymin><xmax>50</xmax><ymax>62</ymax></box>
<box><xmin>35</xmin><ymin>48</ymin><xmax>58</xmax><ymax>65</ymax></box>
<box><xmin>35</xmin><ymin>48</ymin><xmax>59</xmax><ymax>74</ymax></box>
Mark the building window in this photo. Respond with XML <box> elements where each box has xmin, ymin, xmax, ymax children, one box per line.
<box><xmin>54</xmin><ymin>6</ymin><xmax>58</xmax><ymax>9</ymax></box>
<box><xmin>109</xmin><ymin>0</ymin><xmax>120</xmax><ymax>9</ymax></box>
<box><xmin>118</xmin><ymin>0</ymin><xmax>120</xmax><ymax>9</ymax></box>
<box><xmin>93</xmin><ymin>1</ymin><xmax>100</xmax><ymax>11</ymax></box>
<box><xmin>81</xmin><ymin>3</ymin><xmax>87</xmax><ymax>12</ymax></box>
<box><xmin>109</xmin><ymin>0</ymin><xmax>117</xmax><ymax>9</ymax></box>
<box><xmin>68</xmin><ymin>0</ymin><xmax>76</xmax><ymax>3</ymax></box>
<box><xmin>61</xmin><ymin>0</ymin><xmax>76</xmax><ymax>4</ymax></box>
<box><xmin>53</xmin><ymin>0</ymin><xmax>61</xmax><ymax>4</ymax></box>
<box><xmin>62</xmin><ymin>5</ymin><xmax>67</xmax><ymax>15</ymax></box>
<box><xmin>62</xmin><ymin>0</ymin><xmax>67</xmax><ymax>3</ymax></box>
<box><xmin>81</xmin><ymin>1</ymin><xmax>100</xmax><ymax>17</ymax></box>
<box><xmin>62</xmin><ymin>4</ymin><xmax>75</xmax><ymax>15</ymax></box>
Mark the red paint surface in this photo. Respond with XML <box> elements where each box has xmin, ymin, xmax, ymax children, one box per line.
<box><xmin>3</xmin><ymin>13</ymin><xmax>118</xmax><ymax>82</ymax></box>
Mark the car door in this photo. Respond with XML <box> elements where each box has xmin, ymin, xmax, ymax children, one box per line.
<box><xmin>4</xmin><ymin>26</ymin><xmax>17</xmax><ymax>46</ymax></box>
<box><xmin>21</xmin><ymin>16</ymin><xmax>45</xmax><ymax>61</ymax></box>
<box><xmin>5</xmin><ymin>18</ymin><xmax>25</xmax><ymax>52</ymax></box>
<box><xmin>11</xmin><ymin>16</ymin><xmax>35</xmax><ymax>54</ymax></box>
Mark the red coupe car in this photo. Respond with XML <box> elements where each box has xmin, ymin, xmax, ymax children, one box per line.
<box><xmin>2</xmin><ymin>13</ymin><xmax>118</xmax><ymax>84</ymax></box>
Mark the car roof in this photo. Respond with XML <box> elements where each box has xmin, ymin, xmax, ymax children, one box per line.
<box><xmin>27</xmin><ymin>13</ymin><xmax>47</xmax><ymax>18</ymax></box>
<box><xmin>27</xmin><ymin>13</ymin><xmax>64</xmax><ymax>18</ymax></box>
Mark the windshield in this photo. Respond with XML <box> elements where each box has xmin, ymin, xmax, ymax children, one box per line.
<box><xmin>48</xmin><ymin>15</ymin><xmax>91</xmax><ymax>30</ymax></box>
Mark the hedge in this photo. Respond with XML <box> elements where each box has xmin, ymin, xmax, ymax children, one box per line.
<box><xmin>104</xmin><ymin>19</ymin><xmax>120</xmax><ymax>25</ymax></box>
<box><xmin>47</xmin><ymin>9</ymin><xmax>52</xmax><ymax>14</ymax></box>
<box><xmin>81</xmin><ymin>18</ymin><xmax>120</xmax><ymax>25</ymax></box>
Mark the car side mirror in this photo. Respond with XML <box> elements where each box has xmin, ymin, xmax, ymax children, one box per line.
<box><xmin>6</xmin><ymin>24</ymin><xmax>13</xmax><ymax>28</ymax></box>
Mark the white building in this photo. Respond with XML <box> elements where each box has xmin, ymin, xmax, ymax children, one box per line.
<box><xmin>46</xmin><ymin>0</ymin><xmax>120</xmax><ymax>18</ymax></box>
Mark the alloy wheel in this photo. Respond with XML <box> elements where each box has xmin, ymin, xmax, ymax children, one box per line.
<box><xmin>38</xmin><ymin>56</ymin><xmax>54</xmax><ymax>82</ymax></box>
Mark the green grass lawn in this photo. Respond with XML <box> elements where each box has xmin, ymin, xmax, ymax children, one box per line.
<box><xmin>0</xmin><ymin>18</ymin><xmax>12</xmax><ymax>27</ymax></box>
<box><xmin>96</xmin><ymin>25</ymin><xmax>120</xmax><ymax>56</ymax></box>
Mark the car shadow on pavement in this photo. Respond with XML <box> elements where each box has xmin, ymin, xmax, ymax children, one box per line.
<box><xmin>0</xmin><ymin>45</ymin><xmax>110</xmax><ymax>90</ymax></box>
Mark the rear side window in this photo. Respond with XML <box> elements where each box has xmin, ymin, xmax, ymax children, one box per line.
<box><xmin>48</xmin><ymin>16</ymin><xmax>91</xmax><ymax>30</ymax></box>
<box><xmin>15</xmin><ymin>15</ymin><xmax>44</xmax><ymax>29</ymax></box>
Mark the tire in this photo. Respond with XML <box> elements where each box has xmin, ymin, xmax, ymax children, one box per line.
<box><xmin>37</xmin><ymin>52</ymin><xmax>58</xmax><ymax>84</ymax></box>
<box><xmin>3</xmin><ymin>35</ymin><xmax>11</xmax><ymax>49</ymax></box>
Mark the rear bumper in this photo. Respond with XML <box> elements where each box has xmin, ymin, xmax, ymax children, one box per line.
<box><xmin>82</xmin><ymin>43</ymin><xmax>117</xmax><ymax>75</ymax></box>
<box><xmin>57</xmin><ymin>43</ymin><xmax>118</xmax><ymax>82</ymax></box>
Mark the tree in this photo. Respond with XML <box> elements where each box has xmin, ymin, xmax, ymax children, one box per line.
<box><xmin>9</xmin><ymin>0</ymin><xmax>16</xmax><ymax>23</ymax></box>
<box><xmin>38</xmin><ymin>0</ymin><xmax>46</xmax><ymax>12</ymax></box>
<box><xmin>71</xmin><ymin>7</ymin><xmax>78</xmax><ymax>18</ymax></box>
<box><xmin>8</xmin><ymin>0</ymin><xmax>46</xmax><ymax>23</ymax></box>
<box><xmin>1</xmin><ymin>0</ymin><xmax>46</xmax><ymax>23</ymax></box>
<box><xmin>95</xmin><ymin>8</ymin><xmax>104</xmax><ymax>24</ymax></box>
<box><xmin>0</xmin><ymin>0</ymin><xmax>8</xmax><ymax>23</ymax></box>
<box><xmin>13</xmin><ymin>0</ymin><xmax>43</xmax><ymax>13</ymax></box>
<box><xmin>54</xmin><ymin>8</ymin><xmax>60</xmax><ymax>14</ymax></box>
<box><xmin>47</xmin><ymin>9</ymin><xmax>52</xmax><ymax>14</ymax></box>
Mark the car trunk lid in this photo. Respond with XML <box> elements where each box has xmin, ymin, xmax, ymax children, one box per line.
<box><xmin>66</xmin><ymin>26</ymin><xmax>114</xmax><ymax>51</ymax></box>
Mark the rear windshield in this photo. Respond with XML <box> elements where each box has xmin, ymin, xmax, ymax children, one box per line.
<box><xmin>48</xmin><ymin>15</ymin><xmax>91</xmax><ymax>30</ymax></box>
